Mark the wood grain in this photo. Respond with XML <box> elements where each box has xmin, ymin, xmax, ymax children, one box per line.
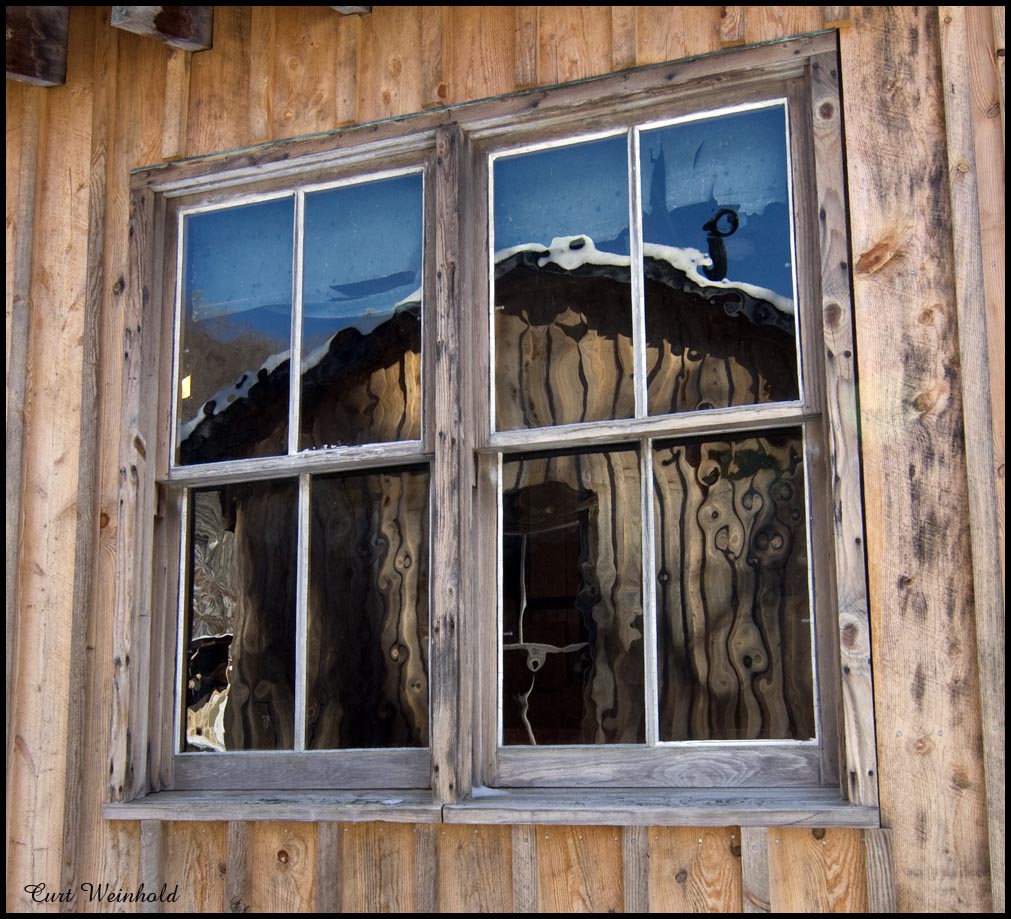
<box><xmin>537</xmin><ymin>826</ymin><xmax>623</xmax><ymax>913</ymax></box>
<box><xmin>863</xmin><ymin>827</ymin><xmax>897</xmax><ymax>913</ymax></box>
<box><xmin>610</xmin><ymin>6</ymin><xmax>638</xmax><ymax>71</ymax></box>
<box><xmin>356</xmin><ymin>6</ymin><xmax>423</xmax><ymax>123</ymax></box>
<box><xmin>938</xmin><ymin>8</ymin><xmax>1005</xmax><ymax>909</ymax></box>
<box><xmin>446</xmin><ymin>6</ymin><xmax>515</xmax><ymax>104</ymax></box>
<box><xmin>314</xmin><ymin>822</ymin><xmax>342</xmax><ymax>913</ymax></box>
<box><xmin>537</xmin><ymin>7</ymin><xmax>614</xmax><ymax>85</ymax></box>
<box><xmin>720</xmin><ymin>6</ymin><xmax>747</xmax><ymax>48</ymax></box>
<box><xmin>340</xmin><ymin>822</ymin><xmax>416</xmax><ymax>912</ymax></box>
<box><xmin>769</xmin><ymin>827</ymin><xmax>868</xmax><ymax>912</ymax></box>
<box><xmin>163</xmin><ymin>822</ymin><xmax>227</xmax><ymax>913</ymax></box>
<box><xmin>514</xmin><ymin>7</ymin><xmax>539</xmax><ymax>89</ymax></box>
<box><xmin>5</xmin><ymin>6</ymin><xmax>69</xmax><ymax>86</ymax></box>
<box><xmin>839</xmin><ymin>7</ymin><xmax>991</xmax><ymax>910</ymax></box>
<box><xmin>437</xmin><ymin>825</ymin><xmax>512</xmax><ymax>912</ymax></box>
<box><xmin>741</xmin><ymin>826</ymin><xmax>771</xmax><ymax>913</ymax></box>
<box><xmin>649</xmin><ymin>826</ymin><xmax>742</xmax><ymax>912</ymax></box>
<box><xmin>248</xmin><ymin>822</ymin><xmax>317</xmax><ymax>912</ymax></box>
<box><xmin>622</xmin><ymin>825</ymin><xmax>648</xmax><ymax>913</ymax></box>
<box><xmin>744</xmin><ymin>7</ymin><xmax>823</xmax><ymax>44</ymax></box>
<box><xmin>110</xmin><ymin>6</ymin><xmax>213</xmax><ymax>52</ymax></box>
<box><xmin>511</xmin><ymin>825</ymin><xmax>539</xmax><ymax>912</ymax></box>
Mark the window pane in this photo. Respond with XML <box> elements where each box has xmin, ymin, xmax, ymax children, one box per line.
<box><xmin>653</xmin><ymin>429</ymin><xmax>814</xmax><ymax>741</ymax></box>
<box><xmin>184</xmin><ymin>481</ymin><xmax>298</xmax><ymax>751</ymax></box>
<box><xmin>307</xmin><ymin>467</ymin><xmax>430</xmax><ymax>749</ymax></box>
<box><xmin>301</xmin><ymin>174</ymin><xmax>424</xmax><ymax>449</ymax></box>
<box><xmin>493</xmin><ymin>136</ymin><xmax>635</xmax><ymax>430</ymax></box>
<box><xmin>640</xmin><ymin>105</ymin><xmax>800</xmax><ymax>414</ymax></box>
<box><xmin>501</xmin><ymin>447</ymin><xmax>643</xmax><ymax>745</ymax></box>
<box><xmin>177</xmin><ymin>197</ymin><xmax>294</xmax><ymax>465</ymax></box>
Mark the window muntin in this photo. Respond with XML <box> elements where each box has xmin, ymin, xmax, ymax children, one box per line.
<box><xmin>170</xmin><ymin>166</ymin><xmax>433</xmax><ymax>775</ymax></box>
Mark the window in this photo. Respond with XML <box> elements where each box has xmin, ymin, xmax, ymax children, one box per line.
<box><xmin>119</xmin><ymin>34</ymin><xmax>877</xmax><ymax>815</ymax></box>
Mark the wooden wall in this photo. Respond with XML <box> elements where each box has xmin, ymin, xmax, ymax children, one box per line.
<box><xmin>6</xmin><ymin>6</ymin><xmax>1003</xmax><ymax>912</ymax></box>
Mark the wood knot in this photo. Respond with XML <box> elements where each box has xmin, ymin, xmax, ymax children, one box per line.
<box><xmin>841</xmin><ymin>621</ymin><xmax>858</xmax><ymax>648</ymax></box>
<box><xmin>950</xmin><ymin>768</ymin><xmax>971</xmax><ymax>790</ymax></box>
<box><xmin>819</xmin><ymin>101</ymin><xmax>834</xmax><ymax>120</ymax></box>
<box><xmin>956</xmin><ymin>161</ymin><xmax>969</xmax><ymax>174</ymax></box>
<box><xmin>675</xmin><ymin>868</ymin><xmax>689</xmax><ymax>884</ymax></box>
<box><xmin>855</xmin><ymin>235</ymin><xmax>902</xmax><ymax>275</ymax></box>
<box><xmin>100</xmin><ymin>511</ymin><xmax>111</xmax><ymax>529</ymax></box>
<box><xmin>112</xmin><ymin>276</ymin><xmax>126</xmax><ymax>296</ymax></box>
<box><xmin>824</xmin><ymin>302</ymin><xmax>842</xmax><ymax>328</ymax></box>
<box><xmin>917</xmin><ymin>308</ymin><xmax>934</xmax><ymax>325</ymax></box>
<box><xmin>277</xmin><ymin>849</ymin><xmax>289</xmax><ymax>864</ymax></box>
<box><xmin>812</xmin><ymin>827</ymin><xmax>826</xmax><ymax>840</ymax></box>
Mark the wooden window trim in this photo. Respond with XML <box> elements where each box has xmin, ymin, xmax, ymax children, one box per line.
<box><xmin>108</xmin><ymin>32</ymin><xmax>879</xmax><ymax>824</ymax></box>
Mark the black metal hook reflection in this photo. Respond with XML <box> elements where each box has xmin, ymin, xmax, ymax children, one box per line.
<box><xmin>702</xmin><ymin>207</ymin><xmax>740</xmax><ymax>281</ymax></box>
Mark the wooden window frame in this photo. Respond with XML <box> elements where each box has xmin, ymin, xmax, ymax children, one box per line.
<box><xmin>110</xmin><ymin>32</ymin><xmax>879</xmax><ymax>825</ymax></box>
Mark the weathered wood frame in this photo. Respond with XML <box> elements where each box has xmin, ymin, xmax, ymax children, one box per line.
<box><xmin>113</xmin><ymin>31</ymin><xmax>878</xmax><ymax>821</ymax></box>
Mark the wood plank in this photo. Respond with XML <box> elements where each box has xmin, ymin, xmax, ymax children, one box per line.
<box><xmin>537</xmin><ymin>825</ymin><xmax>623</xmax><ymax>913</ymax></box>
<box><xmin>938</xmin><ymin>9</ymin><xmax>1005</xmax><ymax>911</ymax></box>
<box><xmin>184</xmin><ymin>5</ymin><xmax>251</xmax><ymax>157</ymax></box>
<box><xmin>514</xmin><ymin>7</ymin><xmax>538</xmax><ymax>89</ymax></box>
<box><xmin>437</xmin><ymin>825</ymin><xmax>512</xmax><ymax>912</ymax></box>
<box><xmin>610</xmin><ymin>6</ymin><xmax>638</xmax><ymax>71</ymax></box>
<box><xmin>823</xmin><ymin>7</ymin><xmax>852</xmax><ymax>29</ymax></box>
<box><xmin>769</xmin><ymin>827</ymin><xmax>868</xmax><ymax>912</ymax></box>
<box><xmin>111</xmin><ymin>7</ymin><xmax>213</xmax><ymax>52</ymax></box>
<box><xmin>247</xmin><ymin>5</ymin><xmax>275</xmax><ymax>144</ymax></box>
<box><xmin>415</xmin><ymin>824</ymin><xmax>439</xmax><ymax>914</ymax></box>
<box><xmin>744</xmin><ymin>6</ymin><xmax>823</xmax><ymax>44</ymax></box>
<box><xmin>355</xmin><ymin>6</ymin><xmax>423</xmax><ymax>123</ymax></box>
<box><xmin>161</xmin><ymin>49</ymin><xmax>191</xmax><ymax>160</ymax></box>
<box><xmin>740</xmin><ymin>827</ymin><xmax>771</xmax><ymax>913</ymax></box>
<box><xmin>7</xmin><ymin>4</ymin><xmax>94</xmax><ymax>899</ymax></box>
<box><xmin>720</xmin><ymin>6</ymin><xmax>747</xmax><ymax>47</ymax></box>
<box><xmin>622</xmin><ymin>826</ymin><xmax>649</xmax><ymax>913</ymax></box>
<box><xmin>226</xmin><ymin>822</ymin><xmax>253</xmax><ymax>914</ymax></box>
<box><xmin>511</xmin><ymin>825</ymin><xmax>539</xmax><ymax>912</ymax></box>
<box><xmin>650</xmin><ymin>826</ymin><xmax>742</xmax><ymax>912</ymax></box>
<box><xmin>446</xmin><ymin>6</ymin><xmax>515</xmax><ymax>105</ymax></box>
<box><xmin>994</xmin><ymin>8</ymin><xmax>1005</xmax><ymax>139</ymax></box>
<box><xmin>808</xmin><ymin>52</ymin><xmax>878</xmax><ymax>805</ymax></box>
<box><xmin>163</xmin><ymin>822</ymin><xmax>227</xmax><ymax>913</ymax></box>
<box><xmin>333</xmin><ymin>9</ymin><xmax>360</xmax><ymax>126</ymax></box>
<box><xmin>331</xmin><ymin>5</ymin><xmax>371</xmax><ymax>14</ymax></box>
<box><xmin>139</xmin><ymin>820</ymin><xmax>166</xmax><ymax>914</ymax></box>
<box><xmin>420</xmin><ymin>7</ymin><xmax>448</xmax><ymax>108</ymax></box>
<box><xmin>863</xmin><ymin>827</ymin><xmax>897</xmax><ymax>913</ymax></box>
<box><xmin>537</xmin><ymin>6</ymin><xmax>614</xmax><ymax>85</ymax></box>
<box><xmin>5</xmin><ymin>6</ymin><xmax>69</xmax><ymax>86</ymax></box>
<box><xmin>314</xmin><ymin>822</ymin><xmax>342</xmax><ymax>913</ymax></box>
<box><xmin>248</xmin><ymin>822</ymin><xmax>317</xmax><ymax>912</ymax></box>
<box><xmin>839</xmin><ymin>7</ymin><xmax>991</xmax><ymax>910</ymax></box>
<box><xmin>340</xmin><ymin>822</ymin><xmax>416</xmax><ymax>912</ymax></box>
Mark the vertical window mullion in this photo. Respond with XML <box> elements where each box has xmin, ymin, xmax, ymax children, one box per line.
<box><xmin>173</xmin><ymin>490</ymin><xmax>191</xmax><ymax>755</ymax></box>
<box><xmin>294</xmin><ymin>472</ymin><xmax>311</xmax><ymax>752</ymax></box>
<box><xmin>641</xmin><ymin>437</ymin><xmax>659</xmax><ymax>747</ymax></box>
<box><xmin>628</xmin><ymin>127</ymin><xmax>648</xmax><ymax>422</ymax></box>
<box><xmin>288</xmin><ymin>191</ymin><xmax>306</xmax><ymax>456</ymax></box>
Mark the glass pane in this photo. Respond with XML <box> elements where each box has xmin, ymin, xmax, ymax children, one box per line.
<box><xmin>501</xmin><ymin>447</ymin><xmax>643</xmax><ymax>745</ymax></box>
<box><xmin>177</xmin><ymin>197</ymin><xmax>294</xmax><ymax>465</ymax></box>
<box><xmin>307</xmin><ymin>467</ymin><xmax>430</xmax><ymax>748</ymax></box>
<box><xmin>653</xmin><ymin>429</ymin><xmax>814</xmax><ymax>741</ymax></box>
<box><xmin>183</xmin><ymin>480</ymin><xmax>298</xmax><ymax>751</ymax></box>
<box><xmin>493</xmin><ymin>135</ymin><xmax>635</xmax><ymax>430</ymax></box>
<box><xmin>640</xmin><ymin>104</ymin><xmax>800</xmax><ymax>414</ymax></box>
<box><xmin>301</xmin><ymin>174</ymin><xmax>424</xmax><ymax>449</ymax></box>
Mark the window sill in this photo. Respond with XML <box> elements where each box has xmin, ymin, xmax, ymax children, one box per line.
<box><xmin>104</xmin><ymin>787</ymin><xmax>879</xmax><ymax>828</ymax></box>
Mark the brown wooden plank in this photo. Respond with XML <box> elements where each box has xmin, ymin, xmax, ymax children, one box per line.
<box><xmin>744</xmin><ymin>6</ymin><xmax>823</xmax><ymax>44</ymax></box>
<box><xmin>840</xmin><ymin>8</ymin><xmax>992</xmax><ymax>910</ymax></box>
<box><xmin>823</xmin><ymin>7</ymin><xmax>852</xmax><ymax>29</ymax></box>
<box><xmin>420</xmin><ymin>7</ymin><xmax>448</xmax><ymax>108</ymax></box>
<box><xmin>184</xmin><ymin>5</ymin><xmax>251</xmax><ymax>157</ymax></box>
<box><xmin>5</xmin><ymin>6</ymin><xmax>69</xmax><ymax>86</ymax></box>
<box><xmin>994</xmin><ymin>7</ymin><xmax>1005</xmax><ymax>138</ymax></box>
<box><xmin>355</xmin><ymin>6</ymin><xmax>423</xmax><ymax>123</ymax></box>
<box><xmin>314</xmin><ymin>822</ymin><xmax>342</xmax><ymax>913</ymax></box>
<box><xmin>225</xmin><ymin>822</ymin><xmax>253</xmax><ymax>913</ymax></box>
<box><xmin>622</xmin><ymin>826</ymin><xmax>648</xmax><ymax>913</ymax></box>
<box><xmin>340</xmin><ymin>822</ymin><xmax>416</xmax><ymax>912</ymax></box>
<box><xmin>514</xmin><ymin>6</ymin><xmax>539</xmax><ymax>89</ymax></box>
<box><xmin>938</xmin><ymin>9</ymin><xmax>1006</xmax><ymax>910</ymax></box>
<box><xmin>248</xmin><ymin>822</ymin><xmax>317</xmax><ymax>912</ymax></box>
<box><xmin>720</xmin><ymin>6</ymin><xmax>747</xmax><ymax>47</ymax></box>
<box><xmin>537</xmin><ymin>826</ymin><xmax>623</xmax><ymax>913</ymax></box>
<box><xmin>334</xmin><ymin>8</ymin><xmax>360</xmax><ymax>126</ymax></box>
<box><xmin>111</xmin><ymin>7</ymin><xmax>213</xmax><ymax>52</ymax></box>
<box><xmin>415</xmin><ymin>824</ymin><xmax>439</xmax><ymax>914</ymax></box>
<box><xmin>537</xmin><ymin>6</ymin><xmax>614</xmax><ymax>85</ymax></box>
<box><xmin>446</xmin><ymin>6</ymin><xmax>515</xmax><ymax>105</ymax></box>
<box><xmin>247</xmin><ymin>5</ymin><xmax>275</xmax><ymax>144</ymax></box>
<box><xmin>633</xmin><ymin>7</ymin><xmax>721</xmax><ymax>66</ymax></box>
<box><xmin>437</xmin><ymin>825</ymin><xmax>512</xmax><ymax>912</ymax></box>
<box><xmin>649</xmin><ymin>826</ymin><xmax>742</xmax><ymax>912</ymax></box>
<box><xmin>7</xmin><ymin>3</ymin><xmax>94</xmax><ymax>899</ymax></box>
<box><xmin>769</xmin><ymin>828</ymin><xmax>868</xmax><ymax>912</ymax></box>
<box><xmin>163</xmin><ymin>822</ymin><xmax>227</xmax><ymax>913</ymax></box>
<box><xmin>610</xmin><ymin>6</ymin><xmax>638</xmax><ymax>71</ymax></box>
<box><xmin>161</xmin><ymin>48</ymin><xmax>191</xmax><ymax>160</ymax></box>
<box><xmin>863</xmin><ymin>827</ymin><xmax>897</xmax><ymax>913</ymax></box>
<box><xmin>511</xmin><ymin>825</ymin><xmax>539</xmax><ymax>912</ymax></box>
<box><xmin>740</xmin><ymin>827</ymin><xmax>771</xmax><ymax>913</ymax></box>
<box><xmin>139</xmin><ymin>820</ymin><xmax>166</xmax><ymax>914</ymax></box>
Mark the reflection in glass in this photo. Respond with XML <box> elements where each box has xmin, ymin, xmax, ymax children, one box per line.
<box><xmin>653</xmin><ymin>429</ymin><xmax>814</xmax><ymax>741</ymax></box>
<box><xmin>640</xmin><ymin>104</ymin><xmax>800</xmax><ymax>414</ymax></box>
<box><xmin>177</xmin><ymin>197</ymin><xmax>294</xmax><ymax>465</ymax></box>
<box><xmin>184</xmin><ymin>481</ymin><xmax>298</xmax><ymax>751</ymax></box>
<box><xmin>307</xmin><ymin>467</ymin><xmax>430</xmax><ymax>749</ymax></box>
<box><xmin>301</xmin><ymin>174</ymin><xmax>424</xmax><ymax>449</ymax></box>
<box><xmin>501</xmin><ymin>447</ymin><xmax>643</xmax><ymax>745</ymax></box>
<box><xmin>493</xmin><ymin>136</ymin><xmax>635</xmax><ymax>431</ymax></box>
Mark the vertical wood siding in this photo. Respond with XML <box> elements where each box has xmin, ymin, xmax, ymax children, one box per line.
<box><xmin>4</xmin><ymin>5</ymin><xmax>1001</xmax><ymax>912</ymax></box>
